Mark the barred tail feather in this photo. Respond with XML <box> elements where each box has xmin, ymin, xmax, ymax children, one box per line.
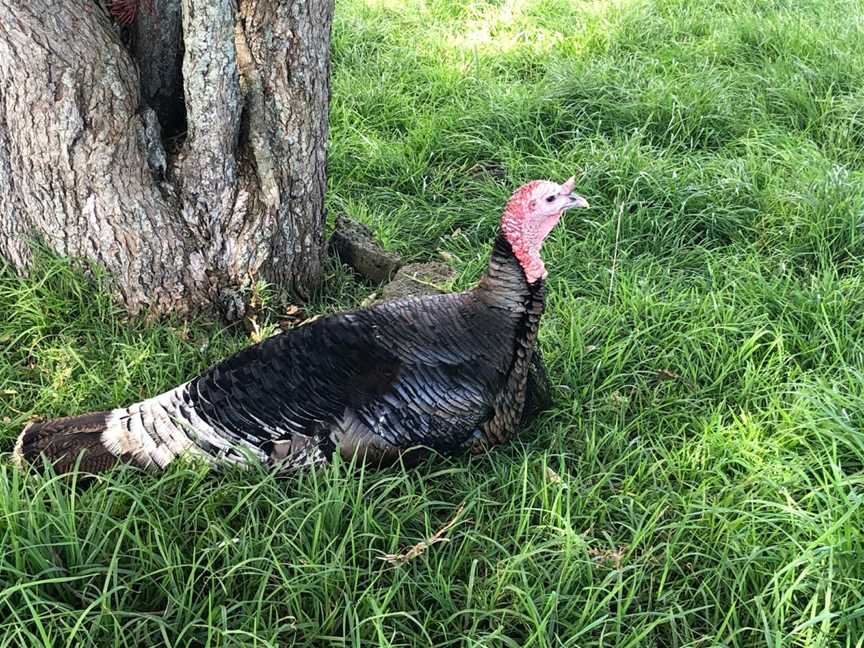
<box><xmin>100</xmin><ymin>386</ymin><xmax>202</xmax><ymax>470</ymax></box>
<box><xmin>14</xmin><ymin>384</ymin><xmax>200</xmax><ymax>474</ymax></box>
<box><xmin>14</xmin><ymin>412</ymin><xmax>120</xmax><ymax>474</ymax></box>
<box><xmin>14</xmin><ymin>382</ymin><xmax>240</xmax><ymax>475</ymax></box>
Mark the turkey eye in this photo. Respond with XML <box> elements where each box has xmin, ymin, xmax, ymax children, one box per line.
<box><xmin>545</xmin><ymin>196</ymin><xmax>556</xmax><ymax>203</ymax></box>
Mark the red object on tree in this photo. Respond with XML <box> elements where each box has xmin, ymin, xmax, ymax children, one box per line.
<box><xmin>110</xmin><ymin>0</ymin><xmax>154</xmax><ymax>24</ymax></box>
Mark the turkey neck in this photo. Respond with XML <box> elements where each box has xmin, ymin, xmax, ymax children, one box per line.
<box><xmin>475</xmin><ymin>232</ymin><xmax>546</xmax><ymax>446</ymax></box>
<box><xmin>477</xmin><ymin>232</ymin><xmax>545</xmax><ymax>314</ymax></box>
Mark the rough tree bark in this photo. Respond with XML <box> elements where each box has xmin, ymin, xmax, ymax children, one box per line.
<box><xmin>0</xmin><ymin>0</ymin><xmax>333</xmax><ymax>317</ymax></box>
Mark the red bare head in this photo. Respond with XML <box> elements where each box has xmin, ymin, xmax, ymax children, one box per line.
<box><xmin>501</xmin><ymin>177</ymin><xmax>590</xmax><ymax>282</ymax></box>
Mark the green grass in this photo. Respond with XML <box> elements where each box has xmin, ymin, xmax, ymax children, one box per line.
<box><xmin>2</xmin><ymin>0</ymin><xmax>864</xmax><ymax>644</ymax></box>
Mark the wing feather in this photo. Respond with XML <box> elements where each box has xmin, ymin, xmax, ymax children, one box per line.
<box><xmin>180</xmin><ymin>292</ymin><xmax>514</xmax><ymax>466</ymax></box>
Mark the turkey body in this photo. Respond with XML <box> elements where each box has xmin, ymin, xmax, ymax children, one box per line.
<box><xmin>16</xmin><ymin>235</ymin><xmax>545</xmax><ymax>474</ymax></box>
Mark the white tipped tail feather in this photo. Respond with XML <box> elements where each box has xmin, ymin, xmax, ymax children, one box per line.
<box><xmin>13</xmin><ymin>383</ymin><xmax>254</xmax><ymax>473</ymax></box>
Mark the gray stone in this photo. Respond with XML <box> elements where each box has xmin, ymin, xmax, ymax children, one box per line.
<box><xmin>329</xmin><ymin>216</ymin><xmax>402</xmax><ymax>283</ymax></box>
<box><xmin>379</xmin><ymin>262</ymin><xmax>456</xmax><ymax>302</ymax></box>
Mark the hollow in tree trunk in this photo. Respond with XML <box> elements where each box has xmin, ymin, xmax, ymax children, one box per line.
<box><xmin>0</xmin><ymin>0</ymin><xmax>334</xmax><ymax>318</ymax></box>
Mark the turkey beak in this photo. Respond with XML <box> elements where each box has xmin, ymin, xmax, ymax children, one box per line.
<box><xmin>567</xmin><ymin>194</ymin><xmax>590</xmax><ymax>209</ymax></box>
<box><xmin>560</xmin><ymin>176</ymin><xmax>590</xmax><ymax>210</ymax></box>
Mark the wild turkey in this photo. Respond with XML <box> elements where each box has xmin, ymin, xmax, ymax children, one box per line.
<box><xmin>15</xmin><ymin>178</ymin><xmax>589</xmax><ymax>474</ymax></box>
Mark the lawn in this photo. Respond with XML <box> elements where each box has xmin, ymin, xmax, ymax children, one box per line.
<box><xmin>2</xmin><ymin>0</ymin><xmax>864</xmax><ymax>645</ymax></box>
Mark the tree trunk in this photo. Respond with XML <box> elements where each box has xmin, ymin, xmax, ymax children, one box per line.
<box><xmin>0</xmin><ymin>0</ymin><xmax>333</xmax><ymax>318</ymax></box>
